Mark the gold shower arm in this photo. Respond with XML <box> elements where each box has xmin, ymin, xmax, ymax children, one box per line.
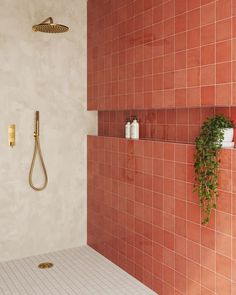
<box><xmin>40</xmin><ymin>17</ymin><xmax>53</xmax><ymax>25</ymax></box>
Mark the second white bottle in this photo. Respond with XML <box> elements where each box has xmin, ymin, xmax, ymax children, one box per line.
<box><xmin>131</xmin><ymin>117</ymin><xmax>139</xmax><ymax>140</ymax></box>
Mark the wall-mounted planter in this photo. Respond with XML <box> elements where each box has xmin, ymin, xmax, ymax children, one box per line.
<box><xmin>222</xmin><ymin>128</ymin><xmax>234</xmax><ymax>148</ymax></box>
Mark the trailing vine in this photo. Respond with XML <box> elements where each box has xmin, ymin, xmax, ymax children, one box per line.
<box><xmin>194</xmin><ymin>115</ymin><xmax>234</xmax><ymax>225</ymax></box>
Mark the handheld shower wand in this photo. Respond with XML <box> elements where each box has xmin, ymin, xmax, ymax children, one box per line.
<box><xmin>29</xmin><ymin>111</ymin><xmax>48</xmax><ymax>191</ymax></box>
<box><xmin>35</xmin><ymin>111</ymin><xmax>39</xmax><ymax>136</ymax></box>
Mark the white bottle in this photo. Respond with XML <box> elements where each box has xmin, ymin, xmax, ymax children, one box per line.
<box><xmin>125</xmin><ymin>120</ymin><xmax>131</xmax><ymax>139</ymax></box>
<box><xmin>131</xmin><ymin>118</ymin><xmax>139</xmax><ymax>140</ymax></box>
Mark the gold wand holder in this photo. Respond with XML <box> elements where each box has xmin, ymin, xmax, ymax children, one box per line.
<box><xmin>8</xmin><ymin>124</ymin><xmax>16</xmax><ymax>148</ymax></box>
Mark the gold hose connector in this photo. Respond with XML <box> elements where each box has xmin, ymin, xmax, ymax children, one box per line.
<box><xmin>29</xmin><ymin>111</ymin><xmax>48</xmax><ymax>191</ymax></box>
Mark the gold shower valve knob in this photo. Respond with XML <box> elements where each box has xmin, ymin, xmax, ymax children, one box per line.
<box><xmin>8</xmin><ymin>124</ymin><xmax>16</xmax><ymax>148</ymax></box>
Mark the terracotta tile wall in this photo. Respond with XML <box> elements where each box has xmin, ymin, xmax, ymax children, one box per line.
<box><xmin>88</xmin><ymin>135</ymin><xmax>236</xmax><ymax>294</ymax></box>
<box><xmin>88</xmin><ymin>0</ymin><xmax>236</xmax><ymax>110</ymax></box>
<box><xmin>88</xmin><ymin>1</ymin><xmax>236</xmax><ymax>294</ymax></box>
<box><xmin>98</xmin><ymin>107</ymin><xmax>236</xmax><ymax>143</ymax></box>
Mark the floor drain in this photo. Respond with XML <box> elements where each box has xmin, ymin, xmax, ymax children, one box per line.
<box><xmin>38</xmin><ymin>262</ymin><xmax>54</xmax><ymax>269</ymax></box>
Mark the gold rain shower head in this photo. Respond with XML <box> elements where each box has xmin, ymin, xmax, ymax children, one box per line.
<box><xmin>32</xmin><ymin>17</ymin><xmax>69</xmax><ymax>33</ymax></box>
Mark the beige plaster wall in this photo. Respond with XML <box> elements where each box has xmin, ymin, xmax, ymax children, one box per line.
<box><xmin>0</xmin><ymin>0</ymin><xmax>97</xmax><ymax>262</ymax></box>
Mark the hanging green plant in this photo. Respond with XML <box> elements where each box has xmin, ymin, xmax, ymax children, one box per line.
<box><xmin>194</xmin><ymin>115</ymin><xmax>234</xmax><ymax>225</ymax></box>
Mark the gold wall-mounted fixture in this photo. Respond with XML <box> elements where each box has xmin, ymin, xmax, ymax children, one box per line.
<box><xmin>8</xmin><ymin>124</ymin><xmax>15</xmax><ymax>148</ymax></box>
<box><xmin>32</xmin><ymin>17</ymin><xmax>69</xmax><ymax>33</ymax></box>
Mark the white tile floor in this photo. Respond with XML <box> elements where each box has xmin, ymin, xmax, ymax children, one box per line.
<box><xmin>0</xmin><ymin>246</ymin><xmax>156</xmax><ymax>295</ymax></box>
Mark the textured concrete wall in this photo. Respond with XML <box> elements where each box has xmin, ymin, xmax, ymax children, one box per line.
<box><xmin>0</xmin><ymin>0</ymin><xmax>97</xmax><ymax>261</ymax></box>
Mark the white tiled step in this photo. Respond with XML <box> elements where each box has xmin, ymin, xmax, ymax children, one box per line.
<box><xmin>0</xmin><ymin>246</ymin><xmax>156</xmax><ymax>295</ymax></box>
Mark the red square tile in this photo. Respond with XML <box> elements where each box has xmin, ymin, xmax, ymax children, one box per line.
<box><xmin>187</xmin><ymin>203</ymin><xmax>200</xmax><ymax>224</ymax></box>
<box><xmin>187</xmin><ymin>28</ymin><xmax>200</xmax><ymax>49</ymax></box>
<box><xmin>201</xmin><ymin>267</ymin><xmax>215</xmax><ymax>292</ymax></box>
<box><xmin>187</xmin><ymin>8</ymin><xmax>200</xmax><ymax>30</ymax></box>
<box><xmin>163</xmin><ymin>247</ymin><xmax>175</xmax><ymax>268</ymax></box>
<box><xmin>163</xmin><ymin>265</ymin><xmax>174</xmax><ymax>286</ymax></box>
<box><xmin>217</xmin><ymin>191</ymin><xmax>231</xmax><ymax>214</ymax></box>
<box><xmin>153</xmin><ymin>259</ymin><xmax>163</xmax><ymax>279</ymax></box>
<box><xmin>216</xmin><ymin>0</ymin><xmax>231</xmax><ymax>21</ymax></box>
<box><xmin>216</xmin><ymin>232</ymin><xmax>231</xmax><ymax>257</ymax></box>
<box><xmin>163</xmin><ymin>0</ymin><xmax>174</xmax><ymax>20</ymax></box>
<box><xmin>175</xmin><ymin>70</ymin><xmax>187</xmax><ymax>88</ymax></box>
<box><xmin>153</xmin><ymin>159</ymin><xmax>163</xmax><ymax>176</ymax></box>
<box><xmin>216</xmin><ymin>40</ymin><xmax>231</xmax><ymax>62</ymax></box>
<box><xmin>201</xmin><ymin>86</ymin><xmax>215</xmax><ymax>106</ymax></box>
<box><xmin>201</xmin><ymin>227</ymin><xmax>215</xmax><ymax>250</ymax></box>
<box><xmin>187</xmin><ymin>222</ymin><xmax>200</xmax><ymax>243</ymax></box>
<box><xmin>216</xmin><ymin>211</ymin><xmax>231</xmax><ymax>235</ymax></box>
<box><xmin>175</xmin><ymin>13</ymin><xmax>187</xmax><ymax>34</ymax></box>
<box><xmin>187</xmin><ymin>67</ymin><xmax>200</xmax><ymax>87</ymax></box>
<box><xmin>187</xmin><ymin>240</ymin><xmax>200</xmax><ymax>263</ymax></box>
<box><xmin>164</xmin><ymin>53</ymin><xmax>174</xmax><ymax>72</ymax></box>
<box><xmin>187</xmin><ymin>279</ymin><xmax>201</xmax><ymax>295</ymax></box>
<box><xmin>175</xmin><ymin>0</ymin><xmax>187</xmax><ymax>15</ymax></box>
<box><xmin>175</xmin><ymin>235</ymin><xmax>187</xmax><ymax>256</ymax></box>
<box><xmin>216</xmin><ymin>18</ymin><xmax>231</xmax><ymax>41</ymax></box>
<box><xmin>187</xmin><ymin>48</ymin><xmax>200</xmax><ymax>68</ymax></box>
<box><xmin>164</xmin><ymin>143</ymin><xmax>174</xmax><ymax>160</ymax></box>
<box><xmin>201</xmin><ymin>24</ymin><xmax>215</xmax><ymax>45</ymax></box>
<box><xmin>164</xmin><ymin>36</ymin><xmax>174</xmax><ymax>54</ymax></box>
<box><xmin>175</xmin><ymin>162</ymin><xmax>186</xmax><ymax>181</ymax></box>
<box><xmin>175</xmin><ymin>32</ymin><xmax>187</xmax><ymax>52</ymax></box>
<box><xmin>201</xmin><ymin>3</ymin><xmax>216</xmax><ymax>26</ymax></box>
<box><xmin>153</xmin><ymin>5</ymin><xmax>162</xmax><ymax>23</ymax></box>
<box><xmin>187</xmin><ymin>87</ymin><xmax>201</xmax><ymax>107</ymax></box>
<box><xmin>175</xmin><ymin>180</ymin><xmax>187</xmax><ymax>200</ymax></box>
<box><xmin>201</xmin><ymin>246</ymin><xmax>216</xmax><ymax>271</ymax></box>
<box><xmin>233</xmin><ymin>238</ymin><xmax>236</xmax><ymax>259</ymax></box>
<box><xmin>175</xmin><ymin>144</ymin><xmax>187</xmax><ymax>162</ymax></box>
<box><xmin>216</xmin><ymin>253</ymin><xmax>231</xmax><ymax>279</ymax></box>
<box><xmin>216</xmin><ymin>275</ymin><xmax>232</xmax><ymax>295</ymax></box>
<box><xmin>175</xmin><ymin>272</ymin><xmax>187</xmax><ymax>293</ymax></box>
<box><xmin>153</xmin><ymin>225</ymin><xmax>164</xmax><ymax>245</ymax></box>
<box><xmin>164</xmin><ymin>160</ymin><xmax>175</xmax><ymax>179</ymax></box>
<box><xmin>187</xmin><ymin>260</ymin><xmax>200</xmax><ymax>283</ymax></box>
<box><xmin>188</xmin><ymin>0</ymin><xmax>200</xmax><ymax>10</ymax></box>
<box><xmin>153</xmin><ymin>57</ymin><xmax>163</xmax><ymax>74</ymax></box>
<box><xmin>201</xmin><ymin>65</ymin><xmax>215</xmax><ymax>85</ymax></box>
<box><xmin>175</xmin><ymin>89</ymin><xmax>187</xmax><ymax>107</ymax></box>
<box><xmin>201</xmin><ymin>44</ymin><xmax>215</xmax><ymax>65</ymax></box>
<box><xmin>164</xmin><ymin>212</ymin><xmax>174</xmax><ymax>233</ymax></box>
<box><xmin>164</xmin><ymin>231</ymin><xmax>174</xmax><ymax>250</ymax></box>
<box><xmin>175</xmin><ymin>253</ymin><xmax>187</xmax><ymax>275</ymax></box>
<box><xmin>175</xmin><ymin>216</ymin><xmax>187</xmax><ymax>237</ymax></box>
<box><xmin>164</xmin><ymin>195</ymin><xmax>175</xmax><ymax>214</ymax></box>
<box><xmin>177</xmin><ymin>125</ymin><xmax>188</xmax><ymax>142</ymax></box>
<box><xmin>153</xmin><ymin>242</ymin><xmax>163</xmax><ymax>263</ymax></box>
<box><xmin>175</xmin><ymin>199</ymin><xmax>186</xmax><ymax>219</ymax></box>
<box><xmin>152</xmin><ymin>277</ymin><xmax>162</xmax><ymax>295</ymax></box>
<box><xmin>164</xmin><ymin>72</ymin><xmax>174</xmax><ymax>89</ymax></box>
<box><xmin>187</xmin><ymin>164</ymin><xmax>195</xmax><ymax>183</ymax></box>
<box><xmin>216</xmin><ymin>84</ymin><xmax>231</xmax><ymax>105</ymax></box>
<box><xmin>176</xmin><ymin>109</ymin><xmax>188</xmax><ymax>124</ymax></box>
<box><xmin>216</xmin><ymin>62</ymin><xmax>231</xmax><ymax>84</ymax></box>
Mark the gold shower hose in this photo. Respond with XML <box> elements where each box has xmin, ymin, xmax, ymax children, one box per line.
<box><xmin>29</xmin><ymin>111</ymin><xmax>48</xmax><ymax>191</ymax></box>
